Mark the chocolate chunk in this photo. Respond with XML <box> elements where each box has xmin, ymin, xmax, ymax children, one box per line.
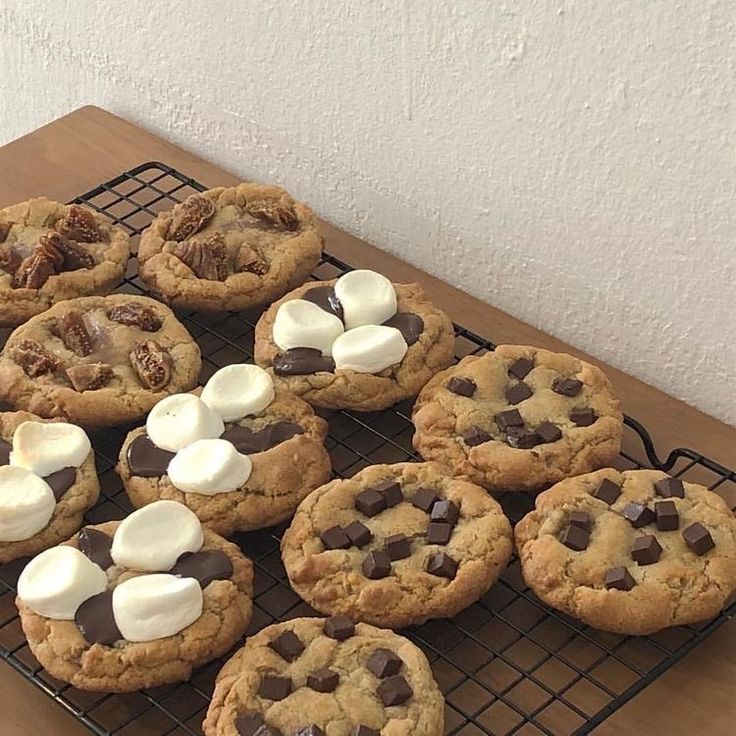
<box><xmin>259</xmin><ymin>674</ymin><xmax>292</xmax><ymax>701</ymax></box>
<box><xmin>505</xmin><ymin>382</ymin><xmax>533</xmax><ymax>405</ymax></box>
<box><xmin>307</xmin><ymin>668</ymin><xmax>339</xmax><ymax>693</ymax></box>
<box><xmin>654</xmin><ymin>477</ymin><xmax>685</xmax><ymax>498</ymax></box>
<box><xmin>621</xmin><ymin>502</ymin><xmax>655</xmax><ymax>529</ymax></box>
<box><xmin>683</xmin><ymin>522</ymin><xmax>714</xmax><ymax>555</ymax></box>
<box><xmin>273</xmin><ymin>348</ymin><xmax>335</xmax><ymax>376</ymax></box>
<box><xmin>77</xmin><ymin>527</ymin><xmax>114</xmax><ymax>569</ymax></box>
<box><xmin>344</xmin><ymin>520</ymin><xmax>372</xmax><ymax>547</ymax></box>
<box><xmin>383</xmin><ymin>313</ymin><xmax>424</xmax><ymax>346</ymax></box>
<box><xmin>462</xmin><ymin>427</ymin><xmax>491</xmax><ymax>447</ymax></box>
<box><xmin>655</xmin><ymin>500</ymin><xmax>679</xmax><ymax>531</ymax></box>
<box><xmin>592</xmin><ymin>478</ymin><xmax>621</xmax><ymax>505</ymax></box>
<box><xmin>426</xmin><ymin>551</ymin><xmax>458</xmax><ymax>579</ymax></box>
<box><xmin>509</xmin><ymin>357</ymin><xmax>534</xmax><ymax>380</ymax></box>
<box><xmin>568</xmin><ymin>511</ymin><xmax>592</xmax><ymax>531</ymax></box>
<box><xmin>324</xmin><ymin>616</ymin><xmax>355</xmax><ymax>640</ymax></box>
<box><xmin>377</xmin><ymin>675</ymin><xmax>413</xmax><ymax>706</ymax></box>
<box><xmin>320</xmin><ymin>525</ymin><xmax>351</xmax><ymax>550</ymax></box>
<box><xmin>385</xmin><ymin>533</ymin><xmax>411</xmax><ymax>561</ymax></box>
<box><xmin>367</xmin><ymin>648</ymin><xmax>403</xmax><ymax>678</ymax></box>
<box><xmin>561</xmin><ymin>525</ymin><xmax>590</xmax><ymax>551</ymax></box>
<box><xmin>170</xmin><ymin>550</ymin><xmax>233</xmax><ymax>587</ymax></box>
<box><xmin>604</xmin><ymin>566</ymin><xmax>636</xmax><ymax>591</ymax></box>
<box><xmin>74</xmin><ymin>591</ymin><xmax>121</xmax><ymax>645</ymax></box>
<box><xmin>354</xmin><ymin>727</ymin><xmax>379</xmax><ymax>736</ymax></box>
<box><xmin>295</xmin><ymin>727</ymin><xmax>325</xmax><ymax>736</ymax></box>
<box><xmin>372</xmin><ymin>479</ymin><xmax>403</xmax><ymax>507</ymax></box>
<box><xmin>495</xmin><ymin>409</ymin><xmax>524</xmax><ymax>431</ymax></box>
<box><xmin>44</xmin><ymin>467</ymin><xmax>77</xmax><ymax>500</ymax></box>
<box><xmin>506</xmin><ymin>425</ymin><xmax>539</xmax><ymax>449</ymax></box>
<box><xmin>235</xmin><ymin>714</ymin><xmax>278</xmax><ymax>736</ymax></box>
<box><xmin>355</xmin><ymin>489</ymin><xmax>387</xmax><ymax>517</ymax></box>
<box><xmin>302</xmin><ymin>285</ymin><xmax>343</xmax><ymax>320</ymax></box>
<box><xmin>127</xmin><ymin>435</ymin><xmax>175</xmax><ymax>477</ymax></box>
<box><xmin>631</xmin><ymin>535</ymin><xmax>662</xmax><ymax>565</ymax></box>
<box><xmin>411</xmin><ymin>487</ymin><xmax>439</xmax><ymax>512</ymax></box>
<box><xmin>536</xmin><ymin>422</ymin><xmax>562</xmax><ymax>444</ymax></box>
<box><xmin>428</xmin><ymin>521</ymin><xmax>452</xmax><ymax>545</ymax></box>
<box><xmin>221</xmin><ymin>422</ymin><xmax>304</xmax><ymax>454</ymax></box>
<box><xmin>362</xmin><ymin>550</ymin><xmax>392</xmax><ymax>579</ymax></box>
<box><xmin>570</xmin><ymin>408</ymin><xmax>596</xmax><ymax>426</ymax></box>
<box><xmin>0</xmin><ymin>438</ymin><xmax>10</xmax><ymax>465</ymax></box>
<box><xmin>268</xmin><ymin>630</ymin><xmax>304</xmax><ymax>662</ymax></box>
<box><xmin>553</xmin><ymin>377</ymin><xmax>583</xmax><ymax>397</ymax></box>
<box><xmin>447</xmin><ymin>377</ymin><xmax>476</xmax><ymax>397</ymax></box>
<box><xmin>430</xmin><ymin>499</ymin><xmax>459</xmax><ymax>527</ymax></box>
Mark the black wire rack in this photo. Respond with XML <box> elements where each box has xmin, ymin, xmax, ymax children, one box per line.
<box><xmin>0</xmin><ymin>162</ymin><xmax>734</xmax><ymax>736</ymax></box>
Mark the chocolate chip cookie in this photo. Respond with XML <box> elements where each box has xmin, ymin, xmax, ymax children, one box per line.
<box><xmin>412</xmin><ymin>346</ymin><xmax>623</xmax><ymax>492</ymax></box>
<box><xmin>203</xmin><ymin>617</ymin><xmax>444</xmax><ymax>736</ymax></box>
<box><xmin>515</xmin><ymin>468</ymin><xmax>736</xmax><ymax>634</ymax></box>
<box><xmin>0</xmin><ymin>198</ymin><xmax>130</xmax><ymax>326</ymax></box>
<box><xmin>0</xmin><ymin>294</ymin><xmax>201</xmax><ymax>426</ymax></box>
<box><xmin>138</xmin><ymin>185</ymin><xmax>323</xmax><ymax>311</ymax></box>
<box><xmin>281</xmin><ymin>462</ymin><xmax>513</xmax><ymax>627</ymax></box>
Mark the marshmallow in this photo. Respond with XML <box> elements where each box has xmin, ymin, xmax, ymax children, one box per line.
<box><xmin>146</xmin><ymin>394</ymin><xmax>224</xmax><ymax>453</ymax></box>
<box><xmin>201</xmin><ymin>364</ymin><xmax>275</xmax><ymax>422</ymax></box>
<box><xmin>334</xmin><ymin>270</ymin><xmax>397</xmax><ymax>329</ymax></box>
<box><xmin>167</xmin><ymin>439</ymin><xmax>252</xmax><ymax>495</ymax></box>
<box><xmin>112</xmin><ymin>573</ymin><xmax>203</xmax><ymax>642</ymax></box>
<box><xmin>10</xmin><ymin>421</ymin><xmax>91</xmax><ymax>477</ymax></box>
<box><xmin>332</xmin><ymin>325</ymin><xmax>408</xmax><ymax>374</ymax></box>
<box><xmin>111</xmin><ymin>500</ymin><xmax>203</xmax><ymax>571</ymax></box>
<box><xmin>0</xmin><ymin>466</ymin><xmax>56</xmax><ymax>542</ymax></box>
<box><xmin>273</xmin><ymin>299</ymin><xmax>344</xmax><ymax>355</ymax></box>
<box><xmin>17</xmin><ymin>546</ymin><xmax>107</xmax><ymax>619</ymax></box>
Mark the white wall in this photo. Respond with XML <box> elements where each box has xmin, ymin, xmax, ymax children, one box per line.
<box><xmin>1</xmin><ymin>1</ymin><xmax>734</xmax><ymax>425</ymax></box>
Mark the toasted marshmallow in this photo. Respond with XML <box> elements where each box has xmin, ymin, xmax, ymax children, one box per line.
<box><xmin>0</xmin><ymin>466</ymin><xmax>56</xmax><ymax>542</ymax></box>
<box><xmin>273</xmin><ymin>299</ymin><xmax>344</xmax><ymax>355</ymax></box>
<box><xmin>17</xmin><ymin>546</ymin><xmax>107</xmax><ymax>619</ymax></box>
<box><xmin>146</xmin><ymin>394</ymin><xmax>224</xmax><ymax>453</ymax></box>
<box><xmin>10</xmin><ymin>421</ymin><xmax>91</xmax><ymax>477</ymax></box>
<box><xmin>334</xmin><ymin>270</ymin><xmax>397</xmax><ymax>329</ymax></box>
<box><xmin>167</xmin><ymin>439</ymin><xmax>252</xmax><ymax>495</ymax></box>
<box><xmin>110</xmin><ymin>500</ymin><xmax>203</xmax><ymax>572</ymax></box>
<box><xmin>201</xmin><ymin>364</ymin><xmax>275</xmax><ymax>422</ymax></box>
<box><xmin>112</xmin><ymin>574</ymin><xmax>203</xmax><ymax>642</ymax></box>
<box><xmin>332</xmin><ymin>325</ymin><xmax>408</xmax><ymax>373</ymax></box>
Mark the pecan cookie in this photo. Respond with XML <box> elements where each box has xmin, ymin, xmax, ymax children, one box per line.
<box><xmin>412</xmin><ymin>346</ymin><xmax>623</xmax><ymax>492</ymax></box>
<box><xmin>0</xmin><ymin>198</ymin><xmax>130</xmax><ymax>326</ymax></box>
<box><xmin>254</xmin><ymin>273</ymin><xmax>455</xmax><ymax>410</ymax></box>
<box><xmin>0</xmin><ymin>294</ymin><xmax>201</xmax><ymax>426</ymax></box>
<box><xmin>203</xmin><ymin>617</ymin><xmax>444</xmax><ymax>736</ymax></box>
<box><xmin>281</xmin><ymin>462</ymin><xmax>513</xmax><ymax>627</ymax></box>
<box><xmin>16</xmin><ymin>501</ymin><xmax>254</xmax><ymax>691</ymax></box>
<box><xmin>515</xmin><ymin>469</ymin><xmax>736</xmax><ymax>634</ymax></box>
<box><xmin>138</xmin><ymin>185</ymin><xmax>323</xmax><ymax>311</ymax></box>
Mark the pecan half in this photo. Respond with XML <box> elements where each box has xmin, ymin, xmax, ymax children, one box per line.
<box><xmin>55</xmin><ymin>205</ymin><xmax>103</xmax><ymax>242</ymax></box>
<box><xmin>56</xmin><ymin>311</ymin><xmax>93</xmax><ymax>356</ymax></box>
<box><xmin>235</xmin><ymin>242</ymin><xmax>269</xmax><ymax>275</ymax></box>
<box><xmin>0</xmin><ymin>245</ymin><xmax>22</xmax><ymax>275</ymax></box>
<box><xmin>12</xmin><ymin>339</ymin><xmax>59</xmax><ymax>377</ymax></box>
<box><xmin>12</xmin><ymin>252</ymin><xmax>57</xmax><ymax>288</ymax></box>
<box><xmin>65</xmin><ymin>362</ymin><xmax>113</xmax><ymax>392</ymax></box>
<box><xmin>106</xmin><ymin>303</ymin><xmax>162</xmax><ymax>332</ymax></box>
<box><xmin>129</xmin><ymin>340</ymin><xmax>172</xmax><ymax>390</ymax></box>
<box><xmin>173</xmin><ymin>233</ymin><xmax>228</xmax><ymax>281</ymax></box>
<box><xmin>244</xmin><ymin>197</ymin><xmax>298</xmax><ymax>231</ymax></box>
<box><xmin>168</xmin><ymin>194</ymin><xmax>215</xmax><ymax>241</ymax></box>
<box><xmin>40</xmin><ymin>231</ymin><xmax>95</xmax><ymax>271</ymax></box>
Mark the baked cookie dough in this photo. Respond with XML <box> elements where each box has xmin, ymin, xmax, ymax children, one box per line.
<box><xmin>0</xmin><ymin>198</ymin><xmax>130</xmax><ymax>326</ymax></box>
<box><xmin>203</xmin><ymin>617</ymin><xmax>444</xmax><ymax>736</ymax></box>
<box><xmin>281</xmin><ymin>462</ymin><xmax>513</xmax><ymax>627</ymax></box>
<box><xmin>0</xmin><ymin>294</ymin><xmax>201</xmax><ymax>426</ymax></box>
<box><xmin>16</xmin><ymin>500</ymin><xmax>254</xmax><ymax>691</ymax></box>
<box><xmin>412</xmin><ymin>345</ymin><xmax>623</xmax><ymax>492</ymax></box>
<box><xmin>254</xmin><ymin>271</ymin><xmax>455</xmax><ymax>410</ymax></box>
<box><xmin>138</xmin><ymin>185</ymin><xmax>323</xmax><ymax>311</ymax></box>
<box><xmin>0</xmin><ymin>412</ymin><xmax>99</xmax><ymax>563</ymax></box>
<box><xmin>118</xmin><ymin>364</ymin><xmax>331</xmax><ymax>535</ymax></box>
<box><xmin>515</xmin><ymin>468</ymin><xmax>736</xmax><ymax>634</ymax></box>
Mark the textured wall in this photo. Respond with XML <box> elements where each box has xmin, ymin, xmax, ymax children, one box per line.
<box><xmin>1</xmin><ymin>1</ymin><xmax>734</xmax><ymax>425</ymax></box>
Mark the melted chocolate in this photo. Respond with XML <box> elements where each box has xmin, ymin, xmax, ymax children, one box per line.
<box><xmin>78</xmin><ymin>527</ymin><xmax>114</xmax><ymax>569</ymax></box>
<box><xmin>0</xmin><ymin>438</ymin><xmax>10</xmax><ymax>465</ymax></box>
<box><xmin>383</xmin><ymin>313</ymin><xmax>424</xmax><ymax>346</ymax></box>
<box><xmin>302</xmin><ymin>285</ymin><xmax>344</xmax><ymax>320</ymax></box>
<box><xmin>273</xmin><ymin>348</ymin><xmax>335</xmax><ymax>376</ymax></box>
<box><xmin>127</xmin><ymin>435</ymin><xmax>176</xmax><ymax>477</ymax></box>
<box><xmin>44</xmin><ymin>467</ymin><xmax>77</xmax><ymax>500</ymax></box>
<box><xmin>75</xmin><ymin>591</ymin><xmax>121</xmax><ymax>645</ymax></box>
<box><xmin>221</xmin><ymin>422</ymin><xmax>304</xmax><ymax>454</ymax></box>
<box><xmin>170</xmin><ymin>550</ymin><xmax>233</xmax><ymax>587</ymax></box>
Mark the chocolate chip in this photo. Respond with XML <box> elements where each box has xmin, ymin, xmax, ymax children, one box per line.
<box><xmin>621</xmin><ymin>502</ymin><xmax>655</xmax><ymax>528</ymax></box>
<box><xmin>127</xmin><ymin>434</ymin><xmax>175</xmax><ymax>477</ymax></box>
<box><xmin>509</xmin><ymin>357</ymin><xmax>534</xmax><ymax>380</ymax></box>
<box><xmin>535</xmin><ymin>422</ymin><xmax>562</xmax><ymax>444</ymax></box>
<box><xmin>411</xmin><ymin>487</ymin><xmax>439</xmax><ymax>512</ymax></box>
<box><xmin>385</xmin><ymin>533</ymin><xmax>411</xmax><ymax>560</ymax></box>
<box><xmin>273</xmin><ymin>348</ymin><xmax>335</xmax><ymax>376</ymax></box>
<box><xmin>447</xmin><ymin>377</ymin><xmax>476</xmax><ymax>397</ymax></box>
<box><xmin>324</xmin><ymin>616</ymin><xmax>355</xmax><ymax>640</ymax></box>
<box><xmin>430</xmin><ymin>499</ymin><xmax>459</xmax><ymax>527</ymax></box>
<box><xmin>367</xmin><ymin>648</ymin><xmax>403</xmax><ymax>678</ymax></box>
<box><xmin>462</xmin><ymin>427</ymin><xmax>491</xmax><ymax>446</ymax></box>
<box><xmin>259</xmin><ymin>674</ymin><xmax>292</xmax><ymax>700</ymax></box>
<box><xmin>221</xmin><ymin>422</ymin><xmax>304</xmax><ymax>454</ymax></box>
<box><xmin>495</xmin><ymin>409</ymin><xmax>524</xmax><ymax>431</ymax></box>
<box><xmin>362</xmin><ymin>550</ymin><xmax>392</xmax><ymax>579</ymax></box>
<box><xmin>569</xmin><ymin>511</ymin><xmax>592</xmax><ymax>531</ymax></box>
<box><xmin>631</xmin><ymin>535</ymin><xmax>662</xmax><ymax>565</ymax></box>
<box><xmin>268</xmin><ymin>631</ymin><xmax>304</xmax><ymax>662</ymax></box>
<box><xmin>654</xmin><ymin>477</ymin><xmax>685</xmax><ymax>498</ymax></box>
<box><xmin>235</xmin><ymin>713</ymin><xmax>271</xmax><ymax>736</ymax></box>
<box><xmin>655</xmin><ymin>500</ymin><xmax>679</xmax><ymax>531</ymax></box>
<box><xmin>170</xmin><ymin>550</ymin><xmax>233</xmax><ymax>588</ymax></box>
<box><xmin>561</xmin><ymin>525</ymin><xmax>590</xmax><ymax>551</ymax></box>
<box><xmin>320</xmin><ymin>525</ymin><xmax>351</xmax><ymax>550</ymax></box>
<box><xmin>0</xmin><ymin>438</ymin><xmax>10</xmax><ymax>466</ymax></box>
<box><xmin>78</xmin><ymin>527</ymin><xmax>114</xmax><ymax>569</ymax></box>
<box><xmin>43</xmin><ymin>467</ymin><xmax>77</xmax><ymax>500</ymax></box>
<box><xmin>683</xmin><ymin>522</ymin><xmax>714</xmax><ymax>555</ymax></box>
<box><xmin>506</xmin><ymin>426</ymin><xmax>539</xmax><ymax>449</ymax></box>
<box><xmin>426</xmin><ymin>551</ymin><xmax>458</xmax><ymax>579</ymax></box>
<box><xmin>570</xmin><ymin>408</ymin><xmax>596</xmax><ymax>426</ymax></box>
<box><xmin>373</xmin><ymin>479</ymin><xmax>403</xmax><ymax>507</ymax></box>
<box><xmin>505</xmin><ymin>382</ymin><xmax>533</xmax><ymax>405</ymax></box>
<box><xmin>354</xmin><ymin>727</ymin><xmax>379</xmax><ymax>736</ymax></box>
<box><xmin>592</xmin><ymin>478</ymin><xmax>621</xmax><ymax>505</ymax></box>
<box><xmin>295</xmin><ymin>727</ymin><xmax>324</xmax><ymax>736</ymax></box>
<box><xmin>344</xmin><ymin>520</ymin><xmax>372</xmax><ymax>547</ymax></box>
<box><xmin>74</xmin><ymin>591</ymin><xmax>121</xmax><ymax>645</ymax></box>
<box><xmin>377</xmin><ymin>675</ymin><xmax>413</xmax><ymax>706</ymax></box>
<box><xmin>383</xmin><ymin>313</ymin><xmax>424</xmax><ymax>346</ymax></box>
<box><xmin>307</xmin><ymin>668</ymin><xmax>339</xmax><ymax>693</ymax></box>
<box><xmin>604</xmin><ymin>566</ymin><xmax>636</xmax><ymax>591</ymax></box>
<box><xmin>553</xmin><ymin>377</ymin><xmax>583</xmax><ymax>397</ymax></box>
<box><xmin>355</xmin><ymin>489</ymin><xmax>387</xmax><ymax>517</ymax></box>
<box><xmin>302</xmin><ymin>285</ymin><xmax>343</xmax><ymax>320</ymax></box>
<box><xmin>428</xmin><ymin>521</ymin><xmax>452</xmax><ymax>545</ymax></box>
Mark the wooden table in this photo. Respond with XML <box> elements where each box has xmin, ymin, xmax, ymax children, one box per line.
<box><xmin>0</xmin><ymin>107</ymin><xmax>733</xmax><ymax>736</ymax></box>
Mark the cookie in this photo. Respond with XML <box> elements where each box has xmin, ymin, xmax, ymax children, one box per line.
<box><xmin>16</xmin><ymin>500</ymin><xmax>254</xmax><ymax>691</ymax></box>
<box><xmin>118</xmin><ymin>364</ymin><xmax>331</xmax><ymax>535</ymax></box>
<box><xmin>0</xmin><ymin>198</ymin><xmax>130</xmax><ymax>326</ymax></box>
<box><xmin>412</xmin><ymin>345</ymin><xmax>623</xmax><ymax>492</ymax></box>
<box><xmin>281</xmin><ymin>462</ymin><xmax>513</xmax><ymax>627</ymax></box>
<box><xmin>0</xmin><ymin>411</ymin><xmax>99</xmax><ymax>563</ymax></box>
<box><xmin>254</xmin><ymin>271</ymin><xmax>455</xmax><ymax>410</ymax></box>
<box><xmin>137</xmin><ymin>185</ymin><xmax>323</xmax><ymax>311</ymax></box>
<box><xmin>203</xmin><ymin>617</ymin><xmax>444</xmax><ymax>736</ymax></box>
<box><xmin>515</xmin><ymin>468</ymin><xmax>736</xmax><ymax>634</ymax></box>
<box><xmin>0</xmin><ymin>294</ymin><xmax>201</xmax><ymax>426</ymax></box>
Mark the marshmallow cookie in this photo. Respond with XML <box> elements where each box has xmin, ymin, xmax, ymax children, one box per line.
<box><xmin>203</xmin><ymin>617</ymin><xmax>444</xmax><ymax>736</ymax></box>
<box><xmin>16</xmin><ymin>500</ymin><xmax>254</xmax><ymax>691</ymax></box>
<box><xmin>254</xmin><ymin>271</ymin><xmax>455</xmax><ymax>410</ymax></box>
<box><xmin>118</xmin><ymin>364</ymin><xmax>331</xmax><ymax>535</ymax></box>
<box><xmin>0</xmin><ymin>294</ymin><xmax>201</xmax><ymax>426</ymax></box>
<box><xmin>0</xmin><ymin>411</ymin><xmax>99</xmax><ymax>563</ymax></box>
<box><xmin>282</xmin><ymin>462</ymin><xmax>513</xmax><ymax>627</ymax></box>
<box><xmin>0</xmin><ymin>198</ymin><xmax>130</xmax><ymax>326</ymax></box>
<box><xmin>138</xmin><ymin>185</ymin><xmax>323</xmax><ymax>311</ymax></box>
